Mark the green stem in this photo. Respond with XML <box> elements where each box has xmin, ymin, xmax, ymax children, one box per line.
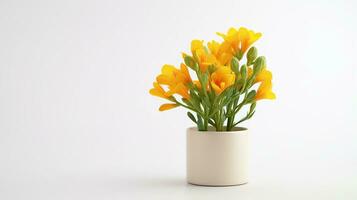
<box><xmin>173</xmin><ymin>99</ymin><xmax>204</xmax><ymax>116</ymax></box>
<box><xmin>215</xmin><ymin>110</ymin><xmax>223</xmax><ymax>131</ymax></box>
<box><xmin>203</xmin><ymin>118</ymin><xmax>208</xmax><ymax>130</ymax></box>
<box><xmin>226</xmin><ymin>116</ymin><xmax>233</xmax><ymax>131</ymax></box>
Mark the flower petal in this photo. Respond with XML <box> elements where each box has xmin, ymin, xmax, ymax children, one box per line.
<box><xmin>191</xmin><ymin>40</ymin><xmax>204</xmax><ymax>53</ymax></box>
<box><xmin>159</xmin><ymin>103</ymin><xmax>179</xmax><ymax>111</ymax></box>
<box><xmin>255</xmin><ymin>81</ymin><xmax>276</xmax><ymax>101</ymax></box>
<box><xmin>255</xmin><ymin>68</ymin><xmax>272</xmax><ymax>83</ymax></box>
<box><xmin>149</xmin><ymin>82</ymin><xmax>170</xmax><ymax>99</ymax></box>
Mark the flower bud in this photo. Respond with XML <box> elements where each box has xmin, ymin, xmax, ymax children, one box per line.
<box><xmin>253</xmin><ymin>56</ymin><xmax>266</xmax><ymax>75</ymax></box>
<box><xmin>184</xmin><ymin>56</ymin><xmax>197</xmax><ymax>70</ymax></box>
<box><xmin>230</xmin><ymin>57</ymin><xmax>239</xmax><ymax>74</ymax></box>
<box><xmin>247</xmin><ymin>47</ymin><xmax>257</xmax><ymax>65</ymax></box>
<box><xmin>240</xmin><ymin>64</ymin><xmax>247</xmax><ymax>80</ymax></box>
<box><xmin>208</xmin><ymin>65</ymin><xmax>216</xmax><ymax>74</ymax></box>
<box><xmin>246</xmin><ymin>90</ymin><xmax>257</xmax><ymax>102</ymax></box>
<box><xmin>236</xmin><ymin>50</ymin><xmax>243</xmax><ymax>60</ymax></box>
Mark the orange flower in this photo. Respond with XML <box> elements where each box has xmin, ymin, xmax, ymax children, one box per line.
<box><xmin>255</xmin><ymin>81</ymin><xmax>276</xmax><ymax>101</ymax></box>
<box><xmin>184</xmin><ymin>40</ymin><xmax>217</xmax><ymax>72</ymax></box>
<box><xmin>207</xmin><ymin>40</ymin><xmax>233</xmax><ymax>66</ymax></box>
<box><xmin>217</xmin><ymin>27</ymin><xmax>261</xmax><ymax>56</ymax></box>
<box><xmin>166</xmin><ymin>82</ymin><xmax>190</xmax><ymax>99</ymax></box>
<box><xmin>149</xmin><ymin>82</ymin><xmax>171</xmax><ymax>99</ymax></box>
<box><xmin>210</xmin><ymin>66</ymin><xmax>235</xmax><ymax>94</ymax></box>
<box><xmin>255</xmin><ymin>68</ymin><xmax>272</xmax><ymax>83</ymax></box>
<box><xmin>155</xmin><ymin>64</ymin><xmax>192</xmax><ymax>99</ymax></box>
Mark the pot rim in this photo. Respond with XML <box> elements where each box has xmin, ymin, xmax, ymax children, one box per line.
<box><xmin>187</xmin><ymin>126</ymin><xmax>248</xmax><ymax>134</ymax></box>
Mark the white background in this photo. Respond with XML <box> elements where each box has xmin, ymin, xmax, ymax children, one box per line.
<box><xmin>0</xmin><ymin>0</ymin><xmax>356</xmax><ymax>199</ymax></box>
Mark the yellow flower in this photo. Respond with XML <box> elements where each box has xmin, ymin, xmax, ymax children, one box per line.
<box><xmin>207</xmin><ymin>40</ymin><xmax>233</xmax><ymax>66</ymax></box>
<box><xmin>247</xmin><ymin>67</ymin><xmax>272</xmax><ymax>83</ymax></box>
<box><xmin>210</xmin><ymin>66</ymin><xmax>235</xmax><ymax>94</ymax></box>
<box><xmin>246</xmin><ymin>66</ymin><xmax>275</xmax><ymax>101</ymax></box>
<box><xmin>217</xmin><ymin>27</ymin><xmax>262</xmax><ymax>55</ymax></box>
<box><xmin>159</xmin><ymin>103</ymin><xmax>179</xmax><ymax>111</ymax></box>
<box><xmin>191</xmin><ymin>40</ymin><xmax>205</xmax><ymax>53</ymax></box>
<box><xmin>149</xmin><ymin>82</ymin><xmax>171</xmax><ymax>99</ymax></box>
<box><xmin>255</xmin><ymin>68</ymin><xmax>272</xmax><ymax>83</ymax></box>
<box><xmin>155</xmin><ymin>64</ymin><xmax>191</xmax><ymax>99</ymax></box>
<box><xmin>166</xmin><ymin>82</ymin><xmax>190</xmax><ymax>99</ymax></box>
<box><xmin>156</xmin><ymin>64</ymin><xmax>191</xmax><ymax>85</ymax></box>
<box><xmin>185</xmin><ymin>40</ymin><xmax>217</xmax><ymax>72</ymax></box>
<box><xmin>255</xmin><ymin>81</ymin><xmax>276</xmax><ymax>101</ymax></box>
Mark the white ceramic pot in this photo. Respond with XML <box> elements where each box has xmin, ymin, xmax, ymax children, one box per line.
<box><xmin>186</xmin><ymin>127</ymin><xmax>249</xmax><ymax>186</ymax></box>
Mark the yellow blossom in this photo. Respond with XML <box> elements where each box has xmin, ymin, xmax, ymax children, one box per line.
<box><xmin>166</xmin><ymin>82</ymin><xmax>190</xmax><ymax>99</ymax></box>
<box><xmin>156</xmin><ymin>64</ymin><xmax>191</xmax><ymax>86</ymax></box>
<box><xmin>185</xmin><ymin>40</ymin><xmax>217</xmax><ymax>72</ymax></box>
<box><xmin>217</xmin><ymin>27</ymin><xmax>262</xmax><ymax>56</ymax></box>
<box><xmin>255</xmin><ymin>68</ymin><xmax>272</xmax><ymax>83</ymax></box>
<box><xmin>207</xmin><ymin>40</ymin><xmax>233</xmax><ymax>65</ymax></box>
<box><xmin>149</xmin><ymin>82</ymin><xmax>171</xmax><ymax>99</ymax></box>
<box><xmin>255</xmin><ymin>81</ymin><xmax>276</xmax><ymax>100</ymax></box>
<box><xmin>210</xmin><ymin>66</ymin><xmax>235</xmax><ymax>94</ymax></box>
<box><xmin>154</xmin><ymin>64</ymin><xmax>192</xmax><ymax>99</ymax></box>
<box><xmin>191</xmin><ymin>40</ymin><xmax>204</xmax><ymax>53</ymax></box>
<box><xmin>247</xmin><ymin>67</ymin><xmax>272</xmax><ymax>83</ymax></box>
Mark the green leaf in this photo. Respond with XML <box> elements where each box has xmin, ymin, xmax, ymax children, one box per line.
<box><xmin>187</xmin><ymin>112</ymin><xmax>197</xmax><ymax>123</ymax></box>
<box><xmin>208</xmin><ymin>119</ymin><xmax>216</xmax><ymax>126</ymax></box>
<box><xmin>248</xmin><ymin>110</ymin><xmax>255</xmax><ymax>119</ymax></box>
<box><xmin>197</xmin><ymin>114</ymin><xmax>204</xmax><ymax>131</ymax></box>
<box><xmin>182</xmin><ymin>98</ymin><xmax>193</xmax><ymax>107</ymax></box>
<box><xmin>249</xmin><ymin>102</ymin><xmax>256</xmax><ymax>112</ymax></box>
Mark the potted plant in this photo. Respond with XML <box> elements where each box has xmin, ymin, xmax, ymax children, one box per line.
<box><xmin>149</xmin><ymin>26</ymin><xmax>276</xmax><ymax>186</ymax></box>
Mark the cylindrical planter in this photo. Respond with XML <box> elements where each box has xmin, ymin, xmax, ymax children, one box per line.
<box><xmin>187</xmin><ymin>127</ymin><xmax>249</xmax><ymax>186</ymax></box>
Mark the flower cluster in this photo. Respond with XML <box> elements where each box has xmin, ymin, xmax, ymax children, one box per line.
<box><xmin>150</xmin><ymin>27</ymin><xmax>275</xmax><ymax>131</ymax></box>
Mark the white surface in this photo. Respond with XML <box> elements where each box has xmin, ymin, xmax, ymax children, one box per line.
<box><xmin>0</xmin><ymin>0</ymin><xmax>356</xmax><ymax>199</ymax></box>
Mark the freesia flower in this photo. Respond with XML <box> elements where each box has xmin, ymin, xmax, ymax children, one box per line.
<box><xmin>247</xmin><ymin>67</ymin><xmax>273</xmax><ymax>84</ymax></box>
<box><xmin>210</xmin><ymin>66</ymin><xmax>235</xmax><ymax>94</ymax></box>
<box><xmin>191</xmin><ymin>40</ymin><xmax>205</xmax><ymax>53</ymax></box>
<box><xmin>247</xmin><ymin>66</ymin><xmax>276</xmax><ymax>100</ymax></box>
<box><xmin>208</xmin><ymin>40</ymin><xmax>233</xmax><ymax>66</ymax></box>
<box><xmin>184</xmin><ymin>40</ymin><xmax>217</xmax><ymax>72</ymax></box>
<box><xmin>217</xmin><ymin>27</ymin><xmax>261</xmax><ymax>57</ymax></box>
<box><xmin>166</xmin><ymin>82</ymin><xmax>190</xmax><ymax>99</ymax></box>
<box><xmin>156</xmin><ymin>64</ymin><xmax>191</xmax><ymax>85</ymax></box>
<box><xmin>255</xmin><ymin>81</ymin><xmax>276</xmax><ymax>100</ymax></box>
<box><xmin>155</xmin><ymin>64</ymin><xmax>191</xmax><ymax>99</ymax></box>
<box><xmin>149</xmin><ymin>82</ymin><xmax>171</xmax><ymax>99</ymax></box>
<box><xmin>255</xmin><ymin>68</ymin><xmax>273</xmax><ymax>84</ymax></box>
